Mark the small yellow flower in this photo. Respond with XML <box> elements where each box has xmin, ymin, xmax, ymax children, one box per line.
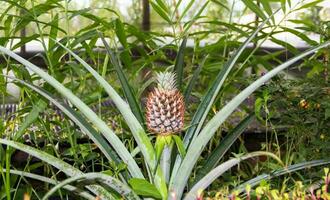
<box><xmin>299</xmin><ymin>99</ymin><xmax>309</xmax><ymax>109</ymax></box>
<box><xmin>24</xmin><ymin>193</ymin><xmax>30</xmax><ymax>200</ymax></box>
<box><xmin>315</xmin><ymin>103</ymin><xmax>321</xmax><ymax>109</ymax></box>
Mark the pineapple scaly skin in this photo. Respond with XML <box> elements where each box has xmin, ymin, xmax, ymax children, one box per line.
<box><xmin>146</xmin><ymin>72</ymin><xmax>185</xmax><ymax>136</ymax></box>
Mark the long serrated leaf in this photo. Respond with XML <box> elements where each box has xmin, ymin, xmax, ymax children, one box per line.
<box><xmin>6</xmin><ymin>75</ymin><xmax>131</xmax><ymax>182</ymax></box>
<box><xmin>171</xmin><ymin>12</ymin><xmax>277</xmax><ymax>183</ymax></box>
<box><xmin>0</xmin><ymin>139</ymin><xmax>113</xmax><ymax>199</ymax></box>
<box><xmin>4</xmin><ymin>75</ymin><xmax>122</xmax><ymax>167</ymax></box>
<box><xmin>160</xmin><ymin>145</ymin><xmax>172</xmax><ymax>183</ymax></box>
<box><xmin>52</xmin><ymin>38</ymin><xmax>150</xmax><ymax>165</ymax></box>
<box><xmin>234</xmin><ymin>159</ymin><xmax>330</xmax><ymax>194</ymax></box>
<box><xmin>193</xmin><ymin>114</ymin><xmax>255</xmax><ymax>184</ymax></box>
<box><xmin>42</xmin><ymin>173</ymin><xmax>140</xmax><ymax>200</ymax></box>
<box><xmin>50</xmin><ymin>40</ymin><xmax>167</xmax><ymax>198</ymax></box>
<box><xmin>170</xmin><ymin>10</ymin><xmax>278</xmax><ymax>183</ymax></box>
<box><xmin>4</xmin><ymin>169</ymin><xmax>95</xmax><ymax>200</ymax></box>
<box><xmin>182</xmin><ymin>11</ymin><xmax>274</xmax><ymax>151</ymax></box>
<box><xmin>173</xmin><ymin>37</ymin><xmax>187</xmax><ymax>91</ymax></box>
<box><xmin>170</xmin><ymin>41</ymin><xmax>330</xmax><ymax>199</ymax></box>
<box><xmin>0</xmin><ymin>45</ymin><xmax>143</xmax><ymax>179</ymax></box>
<box><xmin>184</xmin><ymin>152</ymin><xmax>282</xmax><ymax>200</ymax></box>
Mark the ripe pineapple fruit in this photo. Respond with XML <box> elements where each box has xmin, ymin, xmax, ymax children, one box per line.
<box><xmin>146</xmin><ymin>72</ymin><xmax>185</xmax><ymax>136</ymax></box>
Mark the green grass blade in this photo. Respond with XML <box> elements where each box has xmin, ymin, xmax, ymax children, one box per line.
<box><xmin>184</xmin><ymin>152</ymin><xmax>282</xmax><ymax>200</ymax></box>
<box><xmin>211</xmin><ymin>0</ymin><xmax>229</xmax><ymax>11</ymax></box>
<box><xmin>177</xmin><ymin>0</ymin><xmax>195</xmax><ymax>22</ymax></box>
<box><xmin>259</xmin><ymin>0</ymin><xmax>274</xmax><ymax>23</ymax></box>
<box><xmin>293</xmin><ymin>0</ymin><xmax>324</xmax><ymax>11</ymax></box>
<box><xmin>201</xmin><ymin>21</ymin><xmax>248</xmax><ymax>36</ymax></box>
<box><xmin>0</xmin><ymin>45</ymin><xmax>143</xmax><ymax>179</ymax></box>
<box><xmin>173</xmin><ymin>37</ymin><xmax>187</xmax><ymax>91</ymax></box>
<box><xmin>154</xmin><ymin>0</ymin><xmax>169</xmax><ymax>13</ymax></box>
<box><xmin>270</xmin><ymin>36</ymin><xmax>299</xmax><ymax>55</ymax></box>
<box><xmin>170</xmin><ymin>41</ymin><xmax>330</xmax><ymax>199</ymax></box>
<box><xmin>235</xmin><ymin>159</ymin><xmax>330</xmax><ymax>194</ymax></box>
<box><xmin>150</xmin><ymin>1</ymin><xmax>171</xmax><ymax>23</ymax></box>
<box><xmin>114</xmin><ymin>19</ymin><xmax>128</xmax><ymax>49</ymax></box>
<box><xmin>48</xmin><ymin>13</ymin><xmax>59</xmax><ymax>49</ymax></box>
<box><xmin>42</xmin><ymin>173</ymin><xmax>140</xmax><ymax>200</ymax></box>
<box><xmin>193</xmin><ymin>114</ymin><xmax>255</xmax><ymax>184</ymax></box>
<box><xmin>242</xmin><ymin>0</ymin><xmax>267</xmax><ymax>21</ymax></box>
<box><xmin>281</xmin><ymin>27</ymin><xmax>319</xmax><ymax>46</ymax></box>
<box><xmin>183</xmin><ymin>1</ymin><xmax>209</xmax><ymax>34</ymax></box>
<box><xmin>11</xmin><ymin>34</ymin><xmax>39</xmax><ymax>50</ymax></box>
<box><xmin>114</xmin><ymin>19</ymin><xmax>132</xmax><ymax>69</ymax></box>
<box><xmin>0</xmin><ymin>139</ymin><xmax>113</xmax><ymax>199</ymax></box>
<box><xmin>4</xmin><ymin>169</ymin><xmax>95</xmax><ymax>200</ymax></box>
<box><xmin>15</xmin><ymin>99</ymin><xmax>47</xmax><ymax>140</ymax></box>
<box><xmin>99</xmin><ymin>33</ymin><xmax>145</xmax><ymax>125</ymax></box>
<box><xmin>183</xmin><ymin>56</ymin><xmax>206</xmax><ymax>104</ymax></box>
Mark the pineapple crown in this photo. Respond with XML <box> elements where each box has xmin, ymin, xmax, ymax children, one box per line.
<box><xmin>155</xmin><ymin>72</ymin><xmax>177</xmax><ymax>91</ymax></box>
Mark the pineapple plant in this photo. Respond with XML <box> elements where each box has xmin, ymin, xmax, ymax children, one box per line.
<box><xmin>0</xmin><ymin>11</ymin><xmax>329</xmax><ymax>199</ymax></box>
<box><xmin>145</xmin><ymin>72</ymin><xmax>186</xmax><ymax>175</ymax></box>
<box><xmin>145</xmin><ymin>72</ymin><xmax>185</xmax><ymax>136</ymax></box>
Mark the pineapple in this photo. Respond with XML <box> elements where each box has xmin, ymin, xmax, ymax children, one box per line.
<box><xmin>146</xmin><ymin>72</ymin><xmax>185</xmax><ymax>136</ymax></box>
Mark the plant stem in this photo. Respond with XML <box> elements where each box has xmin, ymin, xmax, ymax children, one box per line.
<box><xmin>160</xmin><ymin>144</ymin><xmax>173</xmax><ymax>183</ymax></box>
<box><xmin>6</xmin><ymin>147</ymin><xmax>10</xmax><ymax>200</ymax></box>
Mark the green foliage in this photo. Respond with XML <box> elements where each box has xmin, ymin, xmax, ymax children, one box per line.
<box><xmin>0</xmin><ymin>0</ymin><xmax>329</xmax><ymax>199</ymax></box>
<box><xmin>204</xmin><ymin>168</ymin><xmax>330</xmax><ymax>200</ymax></box>
<box><xmin>129</xmin><ymin>178</ymin><xmax>162</xmax><ymax>199</ymax></box>
<box><xmin>259</xmin><ymin>75</ymin><xmax>330</xmax><ymax>160</ymax></box>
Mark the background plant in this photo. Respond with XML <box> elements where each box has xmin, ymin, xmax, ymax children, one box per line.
<box><xmin>204</xmin><ymin>168</ymin><xmax>330</xmax><ymax>200</ymax></box>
